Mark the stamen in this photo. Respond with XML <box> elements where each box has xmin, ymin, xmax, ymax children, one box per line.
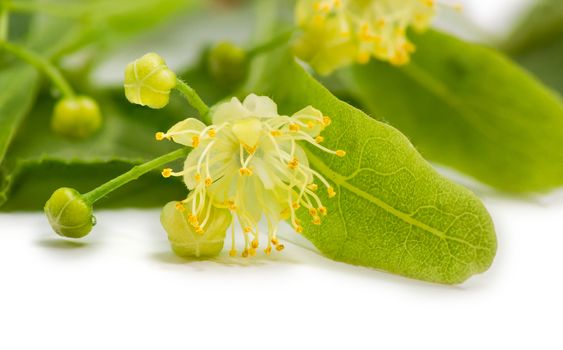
<box><xmin>239</xmin><ymin>167</ymin><xmax>253</xmax><ymax>176</ymax></box>
<box><xmin>315</xmin><ymin>136</ymin><xmax>324</xmax><ymax>143</ymax></box>
<box><xmin>328</xmin><ymin>187</ymin><xmax>337</xmax><ymax>198</ymax></box>
<box><xmin>155</xmin><ymin>132</ymin><xmax>165</xmax><ymax>141</ymax></box>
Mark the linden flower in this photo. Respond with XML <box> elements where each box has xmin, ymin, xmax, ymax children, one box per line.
<box><xmin>294</xmin><ymin>0</ymin><xmax>441</xmax><ymax>74</ymax></box>
<box><xmin>158</xmin><ymin>94</ymin><xmax>345</xmax><ymax>257</ymax></box>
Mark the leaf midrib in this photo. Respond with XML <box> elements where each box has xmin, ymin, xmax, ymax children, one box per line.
<box><xmin>306</xmin><ymin>149</ymin><xmax>486</xmax><ymax>249</ymax></box>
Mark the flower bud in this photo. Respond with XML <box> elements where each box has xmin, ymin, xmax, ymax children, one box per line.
<box><xmin>44</xmin><ymin>188</ymin><xmax>95</xmax><ymax>239</ymax></box>
<box><xmin>124</xmin><ymin>52</ymin><xmax>177</xmax><ymax>109</ymax></box>
<box><xmin>160</xmin><ymin>201</ymin><xmax>232</xmax><ymax>258</ymax></box>
<box><xmin>51</xmin><ymin>96</ymin><xmax>102</xmax><ymax>139</ymax></box>
<box><xmin>208</xmin><ymin>41</ymin><xmax>248</xmax><ymax>85</ymax></box>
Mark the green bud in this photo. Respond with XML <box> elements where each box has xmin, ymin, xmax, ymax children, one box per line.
<box><xmin>44</xmin><ymin>188</ymin><xmax>94</xmax><ymax>239</ymax></box>
<box><xmin>124</xmin><ymin>52</ymin><xmax>177</xmax><ymax>109</ymax></box>
<box><xmin>208</xmin><ymin>41</ymin><xmax>248</xmax><ymax>85</ymax></box>
<box><xmin>51</xmin><ymin>96</ymin><xmax>102</xmax><ymax>139</ymax></box>
<box><xmin>160</xmin><ymin>201</ymin><xmax>232</xmax><ymax>258</ymax></box>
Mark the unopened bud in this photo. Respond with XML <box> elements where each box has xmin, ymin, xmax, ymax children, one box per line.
<box><xmin>51</xmin><ymin>96</ymin><xmax>102</xmax><ymax>139</ymax></box>
<box><xmin>44</xmin><ymin>188</ymin><xmax>95</xmax><ymax>238</ymax></box>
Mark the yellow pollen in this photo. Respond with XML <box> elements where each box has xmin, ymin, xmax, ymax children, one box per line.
<box><xmin>328</xmin><ymin>187</ymin><xmax>336</xmax><ymax>198</ymax></box>
<box><xmin>270</xmin><ymin>130</ymin><xmax>282</xmax><ymax>137</ymax></box>
<box><xmin>275</xmin><ymin>244</ymin><xmax>285</xmax><ymax>252</ymax></box>
<box><xmin>208</xmin><ymin>129</ymin><xmax>216</xmax><ymax>137</ymax></box>
<box><xmin>319</xmin><ymin>206</ymin><xmax>328</xmax><ymax>215</ymax></box>
<box><xmin>289</xmin><ymin>123</ymin><xmax>300</xmax><ymax>132</ymax></box>
<box><xmin>239</xmin><ymin>167</ymin><xmax>253</xmax><ymax>176</ymax></box>
<box><xmin>161</xmin><ymin>168</ymin><xmax>172</xmax><ymax>178</ymax></box>
<box><xmin>336</xmin><ymin>150</ymin><xmax>346</xmax><ymax>157</ymax></box>
<box><xmin>288</xmin><ymin>158</ymin><xmax>299</xmax><ymax>170</ymax></box>
<box><xmin>229</xmin><ymin>249</ymin><xmax>237</xmax><ymax>257</ymax></box>
<box><xmin>307</xmin><ymin>183</ymin><xmax>318</xmax><ymax>191</ymax></box>
<box><xmin>323</xmin><ymin>116</ymin><xmax>332</xmax><ymax>126</ymax></box>
<box><xmin>175</xmin><ymin>202</ymin><xmax>185</xmax><ymax>211</ymax></box>
<box><xmin>192</xmin><ymin>136</ymin><xmax>200</xmax><ymax>148</ymax></box>
<box><xmin>315</xmin><ymin>136</ymin><xmax>324</xmax><ymax>143</ymax></box>
<box><xmin>251</xmin><ymin>239</ymin><xmax>259</xmax><ymax>249</ymax></box>
<box><xmin>155</xmin><ymin>132</ymin><xmax>165</xmax><ymax>141</ymax></box>
<box><xmin>312</xmin><ymin>216</ymin><xmax>321</xmax><ymax>225</ymax></box>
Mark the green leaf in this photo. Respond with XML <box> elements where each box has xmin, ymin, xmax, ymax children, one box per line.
<box><xmin>0</xmin><ymin>64</ymin><xmax>39</xmax><ymax>167</ymax></box>
<box><xmin>341</xmin><ymin>30</ymin><xmax>563</xmax><ymax>193</ymax></box>
<box><xmin>0</xmin><ymin>91</ymin><xmax>188</xmax><ymax>211</ymax></box>
<box><xmin>245</xmin><ymin>49</ymin><xmax>497</xmax><ymax>284</ymax></box>
<box><xmin>504</xmin><ymin>0</ymin><xmax>563</xmax><ymax>93</ymax></box>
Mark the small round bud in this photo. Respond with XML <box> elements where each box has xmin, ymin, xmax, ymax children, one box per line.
<box><xmin>208</xmin><ymin>41</ymin><xmax>248</xmax><ymax>85</ymax></box>
<box><xmin>160</xmin><ymin>201</ymin><xmax>232</xmax><ymax>258</ymax></box>
<box><xmin>51</xmin><ymin>96</ymin><xmax>102</xmax><ymax>139</ymax></box>
<box><xmin>124</xmin><ymin>52</ymin><xmax>177</xmax><ymax>109</ymax></box>
<box><xmin>44</xmin><ymin>188</ymin><xmax>95</xmax><ymax>239</ymax></box>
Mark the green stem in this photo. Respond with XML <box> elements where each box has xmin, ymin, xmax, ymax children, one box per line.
<box><xmin>0</xmin><ymin>41</ymin><xmax>75</xmax><ymax>98</ymax></box>
<box><xmin>174</xmin><ymin>78</ymin><xmax>210</xmax><ymax>124</ymax></box>
<box><xmin>82</xmin><ymin>147</ymin><xmax>191</xmax><ymax>205</ymax></box>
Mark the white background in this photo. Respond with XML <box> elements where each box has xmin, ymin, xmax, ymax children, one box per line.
<box><xmin>2</xmin><ymin>0</ymin><xmax>562</xmax><ymax>349</ymax></box>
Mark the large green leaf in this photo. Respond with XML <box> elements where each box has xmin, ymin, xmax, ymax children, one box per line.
<box><xmin>245</xmin><ymin>49</ymin><xmax>497</xmax><ymax>284</ymax></box>
<box><xmin>0</xmin><ymin>91</ymin><xmax>189</xmax><ymax>211</ymax></box>
<box><xmin>504</xmin><ymin>0</ymin><xmax>563</xmax><ymax>93</ymax></box>
<box><xmin>341</xmin><ymin>30</ymin><xmax>563</xmax><ymax>193</ymax></box>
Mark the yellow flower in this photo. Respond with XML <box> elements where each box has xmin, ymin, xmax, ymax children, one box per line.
<box><xmin>158</xmin><ymin>94</ymin><xmax>345</xmax><ymax>257</ymax></box>
<box><xmin>124</xmin><ymin>53</ymin><xmax>177</xmax><ymax>109</ymax></box>
<box><xmin>294</xmin><ymin>0</ymin><xmax>438</xmax><ymax>74</ymax></box>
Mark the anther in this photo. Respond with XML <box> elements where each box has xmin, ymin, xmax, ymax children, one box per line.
<box><xmin>328</xmin><ymin>187</ymin><xmax>336</xmax><ymax>198</ymax></box>
<box><xmin>239</xmin><ymin>167</ymin><xmax>253</xmax><ymax>176</ymax></box>
<box><xmin>242</xmin><ymin>249</ymin><xmax>249</xmax><ymax>258</ymax></box>
<box><xmin>312</xmin><ymin>216</ymin><xmax>321</xmax><ymax>225</ymax></box>
<box><xmin>208</xmin><ymin>129</ymin><xmax>216</xmax><ymax>137</ymax></box>
<box><xmin>295</xmin><ymin>225</ymin><xmax>304</xmax><ymax>234</ymax></box>
<box><xmin>155</xmin><ymin>132</ymin><xmax>165</xmax><ymax>141</ymax></box>
<box><xmin>271</xmin><ymin>130</ymin><xmax>282</xmax><ymax>137</ymax></box>
<box><xmin>315</xmin><ymin>136</ymin><xmax>324</xmax><ymax>143</ymax></box>
<box><xmin>244</xmin><ymin>226</ymin><xmax>253</xmax><ymax>234</ymax></box>
<box><xmin>265</xmin><ymin>246</ymin><xmax>272</xmax><ymax>255</ymax></box>
<box><xmin>161</xmin><ymin>168</ymin><xmax>172</xmax><ymax>178</ymax></box>
<box><xmin>336</xmin><ymin>150</ymin><xmax>346</xmax><ymax>157</ymax></box>
<box><xmin>288</xmin><ymin>158</ymin><xmax>299</xmax><ymax>170</ymax></box>
<box><xmin>307</xmin><ymin>183</ymin><xmax>319</xmax><ymax>191</ymax></box>
<box><xmin>292</xmin><ymin>201</ymin><xmax>300</xmax><ymax>209</ymax></box>
<box><xmin>229</xmin><ymin>249</ymin><xmax>237</xmax><ymax>257</ymax></box>
<box><xmin>175</xmin><ymin>202</ymin><xmax>185</xmax><ymax>211</ymax></box>
<box><xmin>248</xmin><ymin>248</ymin><xmax>257</xmax><ymax>257</ymax></box>
<box><xmin>319</xmin><ymin>206</ymin><xmax>328</xmax><ymax>215</ymax></box>
<box><xmin>276</xmin><ymin>244</ymin><xmax>285</xmax><ymax>251</ymax></box>
<box><xmin>251</xmin><ymin>239</ymin><xmax>259</xmax><ymax>249</ymax></box>
<box><xmin>323</xmin><ymin>116</ymin><xmax>332</xmax><ymax>126</ymax></box>
<box><xmin>205</xmin><ymin>177</ymin><xmax>212</xmax><ymax>187</ymax></box>
<box><xmin>309</xmin><ymin>208</ymin><xmax>318</xmax><ymax>216</ymax></box>
<box><xmin>192</xmin><ymin>136</ymin><xmax>200</xmax><ymax>148</ymax></box>
<box><xmin>195</xmin><ymin>173</ymin><xmax>202</xmax><ymax>182</ymax></box>
<box><xmin>271</xmin><ymin>238</ymin><xmax>279</xmax><ymax>245</ymax></box>
<box><xmin>289</xmin><ymin>123</ymin><xmax>300</xmax><ymax>132</ymax></box>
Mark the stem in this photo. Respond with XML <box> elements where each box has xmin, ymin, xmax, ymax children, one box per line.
<box><xmin>82</xmin><ymin>147</ymin><xmax>191</xmax><ymax>205</ymax></box>
<box><xmin>174</xmin><ymin>78</ymin><xmax>210</xmax><ymax>124</ymax></box>
<box><xmin>0</xmin><ymin>41</ymin><xmax>75</xmax><ymax>98</ymax></box>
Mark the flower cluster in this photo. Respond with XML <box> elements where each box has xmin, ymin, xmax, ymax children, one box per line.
<box><xmin>294</xmin><ymin>0</ymin><xmax>439</xmax><ymax>75</ymax></box>
<box><xmin>158</xmin><ymin>94</ymin><xmax>345</xmax><ymax>257</ymax></box>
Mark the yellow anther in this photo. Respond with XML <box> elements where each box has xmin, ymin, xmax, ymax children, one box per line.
<box><xmin>292</xmin><ymin>201</ymin><xmax>300</xmax><ymax>210</ymax></box>
<box><xmin>205</xmin><ymin>177</ymin><xmax>212</xmax><ymax>187</ymax></box>
<box><xmin>195</xmin><ymin>226</ymin><xmax>204</xmax><ymax>235</ymax></box>
<box><xmin>307</xmin><ymin>121</ymin><xmax>315</xmax><ymax>129</ymax></box>
<box><xmin>188</xmin><ymin>214</ymin><xmax>198</xmax><ymax>225</ymax></box>
<box><xmin>328</xmin><ymin>187</ymin><xmax>336</xmax><ymax>198</ymax></box>
<box><xmin>175</xmin><ymin>202</ymin><xmax>185</xmax><ymax>211</ymax></box>
<box><xmin>251</xmin><ymin>239</ymin><xmax>259</xmax><ymax>249</ymax></box>
<box><xmin>208</xmin><ymin>129</ymin><xmax>216</xmax><ymax>137</ymax></box>
<box><xmin>264</xmin><ymin>246</ymin><xmax>272</xmax><ymax>255</ymax></box>
<box><xmin>275</xmin><ymin>244</ymin><xmax>285</xmax><ymax>252</ymax></box>
<box><xmin>192</xmin><ymin>136</ymin><xmax>200</xmax><ymax>148</ymax></box>
<box><xmin>289</xmin><ymin>123</ymin><xmax>300</xmax><ymax>132</ymax></box>
<box><xmin>243</xmin><ymin>226</ymin><xmax>253</xmax><ymax>234</ymax></box>
<box><xmin>229</xmin><ymin>249</ymin><xmax>237</xmax><ymax>257</ymax></box>
<box><xmin>323</xmin><ymin>116</ymin><xmax>332</xmax><ymax>126</ymax></box>
<box><xmin>271</xmin><ymin>238</ymin><xmax>279</xmax><ymax>245</ymax></box>
<box><xmin>288</xmin><ymin>158</ymin><xmax>299</xmax><ymax>170</ymax></box>
<box><xmin>357</xmin><ymin>52</ymin><xmax>370</xmax><ymax>64</ymax></box>
<box><xmin>309</xmin><ymin>208</ymin><xmax>318</xmax><ymax>216</ymax></box>
<box><xmin>295</xmin><ymin>225</ymin><xmax>303</xmax><ymax>234</ymax></box>
<box><xmin>226</xmin><ymin>200</ymin><xmax>237</xmax><ymax>211</ymax></box>
<box><xmin>315</xmin><ymin>136</ymin><xmax>324</xmax><ymax>143</ymax></box>
<box><xmin>161</xmin><ymin>168</ymin><xmax>172</xmax><ymax>178</ymax></box>
<box><xmin>319</xmin><ymin>206</ymin><xmax>328</xmax><ymax>216</ymax></box>
<box><xmin>194</xmin><ymin>173</ymin><xmax>202</xmax><ymax>182</ymax></box>
<box><xmin>307</xmin><ymin>183</ymin><xmax>318</xmax><ymax>191</ymax></box>
<box><xmin>242</xmin><ymin>249</ymin><xmax>249</xmax><ymax>258</ymax></box>
<box><xmin>336</xmin><ymin>150</ymin><xmax>346</xmax><ymax>157</ymax></box>
<box><xmin>270</xmin><ymin>130</ymin><xmax>282</xmax><ymax>137</ymax></box>
<box><xmin>155</xmin><ymin>132</ymin><xmax>165</xmax><ymax>141</ymax></box>
<box><xmin>312</xmin><ymin>216</ymin><xmax>321</xmax><ymax>225</ymax></box>
<box><xmin>239</xmin><ymin>167</ymin><xmax>253</xmax><ymax>176</ymax></box>
<box><xmin>248</xmin><ymin>248</ymin><xmax>257</xmax><ymax>257</ymax></box>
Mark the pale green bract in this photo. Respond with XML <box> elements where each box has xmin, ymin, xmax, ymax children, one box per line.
<box><xmin>246</xmin><ymin>49</ymin><xmax>497</xmax><ymax>284</ymax></box>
